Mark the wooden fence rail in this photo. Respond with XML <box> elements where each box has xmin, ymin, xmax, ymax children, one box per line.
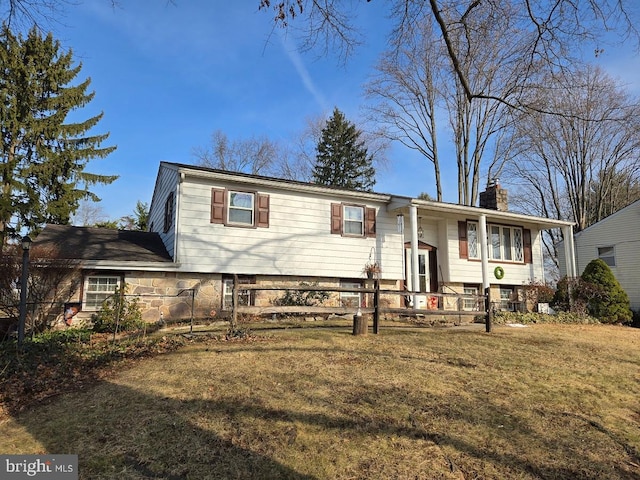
<box><xmin>231</xmin><ymin>275</ymin><xmax>490</xmax><ymax>334</ymax></box>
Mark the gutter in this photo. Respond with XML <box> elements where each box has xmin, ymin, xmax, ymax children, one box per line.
<box><xmin>176</xmin><ymin>165</ymin><xmax>392</xmax><ymax>203</ymax></box>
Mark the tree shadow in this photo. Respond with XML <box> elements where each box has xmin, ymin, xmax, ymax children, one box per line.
<box><xmin>4</xmin><ymin>339</ymin><xmax>640</xmax><ymax>480</ymax></box>
<box><xmin>4</xmin><ymin>380</ymin><xmax>317</xmax><ymax>479</ymax></box>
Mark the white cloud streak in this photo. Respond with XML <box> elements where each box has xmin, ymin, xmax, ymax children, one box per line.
<box><xmin>279</xmin><ymin>33</ymin><xmax>329</xmax><ymax>113</ymax></box>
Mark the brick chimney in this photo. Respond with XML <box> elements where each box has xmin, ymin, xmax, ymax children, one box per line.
<box><xmin>479</xmin><ymin>179</ymin><xmax>508</xmax><ymax>211</ymax></box>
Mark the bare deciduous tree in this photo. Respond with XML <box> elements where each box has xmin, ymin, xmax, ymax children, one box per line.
<box><xmin>260</xmin><ymin>0</ymin><xmax>639</xmax><ymax>113</ymax></box>
<box><xmin>503</xmin><ymin>66</ymin><xmax>640</xmax><ymax>266</ymax></box>
<box><xmin>192</xmin><ymin>130</ymin><xmax>283</xmax><ymax>177</ymax></box>
<box><xmin>366</xmin><ymin>16</ymin><xmax>444</xmax><ymax>200</ymax></box>
<box><xmin>0</xmin><ymin>244</ymin><xmax>81</xmax><ymax>337</ymax></box>
<box><xmin>366</xmin><ymin>2</ymin><xmax>519</xmax><ymax>205</ymax></box>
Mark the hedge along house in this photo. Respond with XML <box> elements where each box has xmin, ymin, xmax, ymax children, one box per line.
<box><xmin>35</xmin><ymin>163</ymin><xmax>576</xmax><ymax>325</ymax></box>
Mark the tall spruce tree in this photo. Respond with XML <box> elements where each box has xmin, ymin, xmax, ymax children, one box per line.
<box><xmin>0</xmin><ymin>25</ymin><xmax>117</xmax><ymax>245</ymax></box>
<box><xmin>312</xmin><ymin>108</ymin><xmax>376</xmax><ymax>191</ymax></box>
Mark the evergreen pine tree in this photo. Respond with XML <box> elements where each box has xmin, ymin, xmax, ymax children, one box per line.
<box><xmin>312</xmin><ymin>107</ymin><xmax>376</xmax><ymax>191</ymax></box>
<box><xmin>0</xmin><ymin>25</ymin><xmax>117</xmax><ymax>245</ymax></box>
<box><xmin>581</xmin><ymin>259</ymin><xmax>632</xmax><ymax>324</ymax></box>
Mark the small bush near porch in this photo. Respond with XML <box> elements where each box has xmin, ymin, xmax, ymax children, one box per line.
<box><xmin>0</xmin><ymin>323</ymin><xmax>638</xmax><ymax>479</ymax></box>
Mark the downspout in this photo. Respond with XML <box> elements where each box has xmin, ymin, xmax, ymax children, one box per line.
<box><xmin>410</xmin><ymin>204</ymin><xmax>419</xmax><ymax>308</ymax></box>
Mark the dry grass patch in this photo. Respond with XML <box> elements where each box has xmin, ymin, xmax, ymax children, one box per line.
<box><xmin>0</xmin><ymin>324</ymin><xmax>639</xmax><ymax>479</ymax></box>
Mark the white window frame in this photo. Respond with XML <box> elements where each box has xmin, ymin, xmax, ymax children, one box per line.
<box><xmin>83</xmin><ymin>275</ymin><xmax>121</xmax><ymax>311</ymax></box>
<box><xmin>469</xmin><ymin>222</ymin><xmax>524</xmax><ymax>262</ymax></box>
<box><xmin>463</xmin><ymin>285</ymin><xmax>480</xmax><ymax>311</ymax></box>
<box><xmin>340</xmin><ymin>281</ymin><xmax>363</xmax><ymax>308</ymax></box>
<box><xmin>597</xmin><ymin>246</ymin><xmax>616</xmax><ymax>267</ymax></box>
<box><xmin>467</xmin><ymin>221</ymin><xmax>479</xmax><ymax>258</ymax></box>
<box><xmin>343</xmin><ymin>205</ymin><xmax>364</xmax><ymax>236</ymax></box>
<box><xmin>227</xmin><ymin>191</ymin><xmax>255</xmax><ymax>226</ymax></box>
<box><xmin>499</xmin><ymin>287</ymin><xmax>514</xmax><ymax>311</ymax></box>
<box><xmin>490</xmin><ymin>225</ymin><xmax>523</xmax><ymax>262</ymax></box>
<box><xmin>222</xmin><ymin>277</ymin><xmax>254</xmax><ymax>310</ymax></box>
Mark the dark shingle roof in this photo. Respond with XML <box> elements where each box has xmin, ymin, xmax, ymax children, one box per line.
<box><xmin>34</xmin><ymin>225</ymin><xmax>173</xmax><ymax>263</ymax></box>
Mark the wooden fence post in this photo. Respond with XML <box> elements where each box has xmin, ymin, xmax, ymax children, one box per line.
<box><xmin>232</xmin><ymin>274</ymin><xmax>239</xmax><ymax>331</ymax></box>
<box><xmin>485</xmin><ymin>286</ymin><xmax>492</xmax><ymax>333</ymax></box>
<box><xmin>352</xmin><ymin>308</ymin><xmax>367</xmax><ymax>335</ymax></box>
<box><xmin>373</xmin><ymin>279</ymin><xmax>380</xmax><ymax>334</ymax></box>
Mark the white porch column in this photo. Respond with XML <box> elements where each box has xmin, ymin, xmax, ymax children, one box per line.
<box><xmin>563</xmin><ymin>224</ymin><xmax>577</xmax><ymax>277</ymax></box>
<box><xmin>478</xmin><ymin>214</ymin><xmax>490</xmax><ymax>291</ymax></box>
<box><xmin>409</xmin><ymin>204</ymin><xmax>420</xmax><ymax>307</ymax></box>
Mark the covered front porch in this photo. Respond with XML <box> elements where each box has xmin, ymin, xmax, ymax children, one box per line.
<box><xmin>387</xmin><ymin>196</ymin><xmax>577</xmax><ymax>312</ymax></box>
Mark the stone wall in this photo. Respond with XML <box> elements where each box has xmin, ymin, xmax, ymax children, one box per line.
<box><xmin>61</xmin><ymin>272</ymin><xmax>405</xmax><ymax>325</ymax></box>
<box><xmin>125</xmin><ymin>271</ymin><xmax>222</xmax><ymax>322</ymax></box>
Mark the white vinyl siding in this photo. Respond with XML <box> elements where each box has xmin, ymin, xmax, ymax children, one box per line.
<box><xmin>175</xmin><ymin>176</ymin><xmax>403</xmax><ymax>280</ymax></box>
<box><xmin>148</xmin><ymin>165</ymin><xmax>178</xmax><ymax>259</ymax></box>
<box><xmin>572</xmin><ymin>200</ymin><xmax>640</xmax><ymax>310</ymax></box>
<box><xmin>450</xmin><ymin>219</ymin><xmax>543</xmax><ymax>285</ymax></box>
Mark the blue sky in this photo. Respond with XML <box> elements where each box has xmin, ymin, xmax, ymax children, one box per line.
<box><xmin>47</xmin><ymin>1</ymin><xmax>640</xmax><ymax>222</ymax></box>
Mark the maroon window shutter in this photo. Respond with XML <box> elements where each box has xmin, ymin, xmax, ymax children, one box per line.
<box><xmin>458</xmin><ymin>221</ymin><xmax>468</xmax><ymax>259</ymax></box>
<box><xmin>211</xmin><ymin>188</ymin><xmax>226</xmax><ymax>224</ymax></box>
<box><xmin>331</xmin><ymin>203</ymin><xmax>342</xmax><ymax>234</ymax></box>
<box><xmin>365</xmin><ymin>207</ymin><xmax>376</xmax><ymax>238</ymax></box>
<box><xmin>523</xmin><ymin>229</ymin><xmax>533</xmax><ymax>264</ymax></box>
<box><xmin>256</xmin><ymin>194</ymin><xmax>270</xmax><ymax>228</ymax></box>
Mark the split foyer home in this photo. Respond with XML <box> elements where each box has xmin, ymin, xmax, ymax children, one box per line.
<box><xmin>35</xmin><ymin>162</ymin><xmax>577</xmax><ymax>324</ymax></box>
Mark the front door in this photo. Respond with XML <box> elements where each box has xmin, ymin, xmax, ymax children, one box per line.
<box><xmin>405</xmin><ymin>242</ymin><xmax>438</xmax><ymax>293</ymax></box>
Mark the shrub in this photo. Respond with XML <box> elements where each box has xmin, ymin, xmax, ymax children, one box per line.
<box><xmin>91</xmin><ymin>283</ymin><xmax>144</xmax><ymax>333</ymax></box>
<box><xmin>551</xmin><ymin>276</ymin><xmax>602</xmax><ymax>315</ymax></box>
<box><xmin>271</xmin><ymin>282</ymin><xmax>330</xmax><ymax>307</ymax></box>
<box><xmin>521</xmin><ymin>281</ymin><xmax>555</xmax><ymax>310</ymax></box>
<box><xmin>581</xmin><ymin>259</ymin><xmax>632</xmax><ymax>324</ymax></box>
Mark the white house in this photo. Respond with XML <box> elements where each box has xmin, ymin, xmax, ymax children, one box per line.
<box><xmin>559</xmin><ymin>199</ymin><xmax>640</xmax><ymax>311</ymax></box>
<box><xmin>36</xmin><ymin>162</ymin><xmax>576</xmax><ymax>322</ymax></box>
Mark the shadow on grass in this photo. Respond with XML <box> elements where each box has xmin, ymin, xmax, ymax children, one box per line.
<box><xmin>6</xmin><ymin>371</ymin><xmax>640</xmax><ymax>480</ymax></box>
<box><xmin>6</xmin><ymin>381</ymin><xmax>318</xmax><ymax>479</ymax></box>
<box><xmin>4</xmin><ymin>326</ymin><xmax>640</xmax><ymax>479</ymax></box>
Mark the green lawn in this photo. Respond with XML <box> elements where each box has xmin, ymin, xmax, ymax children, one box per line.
<box><xmin>1</xmin><ymin>323</ymin><xmax>639</xmax><ymax>479</ymax></box>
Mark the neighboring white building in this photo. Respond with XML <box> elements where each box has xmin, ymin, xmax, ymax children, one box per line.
<box><xmin>36</xmin><ymin>162</ymin><xmax>576</xmax><ymax>322</ymax></box>
<box><xmin>559</xmin><ymin>199</ymin><xmax>640</xmax><ymax>311</ymax></box>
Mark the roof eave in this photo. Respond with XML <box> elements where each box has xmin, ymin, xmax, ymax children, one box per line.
<box><xmin>388</xmin><ymin>197</ymin><xmax>575</xmax><ymax>229</ymax></box>
<box><xmin>80</xmin><ymin>260</ymin><xmax>180</xmax><ymax>271</ymax></box>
